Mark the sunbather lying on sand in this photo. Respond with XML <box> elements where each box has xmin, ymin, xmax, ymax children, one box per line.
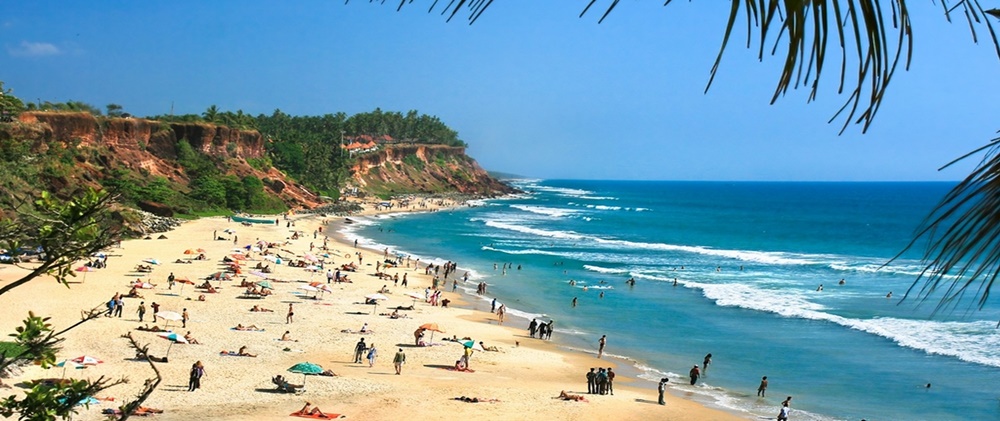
<box><xmin>479</xmin><ymin>341</ymin><xmax>500</xmax><ymax>352</ymax></box>
<box><xmin>233</xmin><ymin>324</ymin><xmax>262</xmax><ymax>331</ymax></box>
<box><xmin>250</xmin><ymin>305</ymin><xmax>274</xmax><ymax>312</ymax></box>
<box><xmin>136</xmin><ymin>324</ymin><xmax>166</xmax><ymax>332</ymax></box>
<box><xmin>453</xmin><ymin>396</ymin><xmax>500</xmax><ymax>403</ymax></box>
<box><xmin>340</xmin><ymin>329</ymin><xmax>373</xmax><ymax>334</ymax></box>
<box><xmin>295</xmin><ymin>402</ymin><xmax>327</xmax><ymax>418</ymax></box>
<box><xmin>558</xmin><ymin>391</ymin><xmax>588</xmax><ymax>402</ymax></box>
<box><xmin>102</xmin><ymin>406</ymin><xmax>164</xmax><ymax>416</ymax></box>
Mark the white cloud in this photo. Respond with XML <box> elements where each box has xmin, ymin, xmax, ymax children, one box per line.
<box><xmin>7</xmin><ymin>41</ymin><xmax>61</xmax><ymax>57</ymax></box>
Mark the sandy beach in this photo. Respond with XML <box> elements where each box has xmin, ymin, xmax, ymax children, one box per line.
<box><xmin>0</xmin><ymin>202</ymin><xmax>742</xmax><ymax>420</ymax></box>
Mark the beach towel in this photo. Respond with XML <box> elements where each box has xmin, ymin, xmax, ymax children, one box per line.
<box><xmin>289</xmin><ymin>412</ymin><xmax>345</xmax><ymax>419</ymax></box>
<box><xmin>219</xmin><ymin>351</ymin><xmax>254</xmax><ymax>357</ymax></box>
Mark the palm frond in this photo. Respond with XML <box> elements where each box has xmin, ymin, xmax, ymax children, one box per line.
<box><xmin>890</xmin><ymin>134</ymin><xmax>1000</xmax><ymax>312</ymax></box>
<box><xmin>371</xmin><ymin>0</ymin><xmax>998</xmax><ymax>135</ymax></box>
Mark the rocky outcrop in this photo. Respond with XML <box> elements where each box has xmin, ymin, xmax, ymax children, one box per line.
<box><xmin>11</xmin><ymin>112</ymin><xmax>322</xmax><ymax>208</ymax></box>
<box><xmin>351</xmin><ymin>144</ymin><xmax>515</xmax><ymax>196</ymax></box>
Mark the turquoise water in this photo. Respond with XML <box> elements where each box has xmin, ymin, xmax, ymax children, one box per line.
<box><xmin>341</xmin><ymin>180</ymin><xmax>1000</xmax><ymax>420</ymax></box>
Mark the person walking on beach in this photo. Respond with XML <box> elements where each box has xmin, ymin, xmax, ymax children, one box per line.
<box><xmin>528</xmin><ymin>319</ymin><xmax>538</xmax><ymax>338</ymax></box>
<box><xmin>598</xmin><ymin>335</ymin><xmax>607</xmax><ymax>358</ymax></box>
<box><xmin>106</xmin><ymin>295</ymin><xmax>116</xmax><ymax>317</ymax></box>
<box><xmin>181</xmin><ymin>308</ymin><xmax>189</xmax><ymax>328</ymax></box>
<box><xmin>777</xmin><ymin>401</ymin><xmax>790</xmax><ymax>421</ymax></box>
<box><xmin>286</xmin><ymin>303</ymin><xmax>294</xmax><ymax>324</ymax></box>
<box><xmin>354</xmin><ymin>338</ymin><xmax>366</xmax><ymax>363</ymax></box>
<box><xmin>657</xmin><ymin>377</ymin><xmax>669</xmax><ymax>405</ymax></box>
<box><xmin>393</xmin><ymin>348</ymin><xmax>406</xmax><ymax>375</ymax></box>
<box><xmin>150</xmin><ymin>302</ymin><xmax>160</xmax><ymax>322</ymax></box>
<box><xmin>689</xmin><ymin>365</ymin><xmax>701</xmax><ymax>385</ymax></box>
<box><xmin>546</xmin><ymin>320</ymin><xmax>555</xmax><ymax>340</ymax></box>
<box><xmin>188</xmin><ymin>361</ymin><xmax>204</xmax><ymax>391</ymax></box>
<box><xmin>167</xmin><ymin>272</ymin><xmax>176</xmax><ymax>290</ymax></box>
<box><xmin>586</xmin><ymin>368</ymin><xmax>596</xmax><ymax>394</ymax></box>
<box><xmin>366</xmin><ymin>344</ymin><xmax>378</xmax><ymax>367</ymax></box>
<box><xmin>137</xmin><ymin>301</ymin><xmax>146</xmax><ymax>322</ymax></box>
<box><xmin>703</xmin><ymin>353</ymin><xmax>712</xmax><ymax>376</ymax></box>
<box><xmin>114</xmin><ymin>296</ymin><xmax>124</xmax><ymax>318</ymax></box>
<box><xmin>758</xmin><ymin>376</ymin><xmax>768</xmax><ymax>397</ymax></box>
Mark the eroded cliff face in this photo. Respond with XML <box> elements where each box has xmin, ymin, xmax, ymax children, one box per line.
<box><xmin>12</xmin><ymin>112</ymin><xmax>321</xmax><ymax>208</ymax></box>
<box><xmin>351</xmin><ymin>144</ymin><xmax>515</xmax><ymax>196</ymax></box>
<box><xmin>4</xmin><ymin>112</ymin><xmax>512</xmax><ymax>210</ymax></box>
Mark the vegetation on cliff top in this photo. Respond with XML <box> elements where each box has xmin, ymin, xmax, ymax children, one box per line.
<box><xmin>0</xmin><ymin>81</ymin><xmax>504</xmax><ymax>215</ymax></box>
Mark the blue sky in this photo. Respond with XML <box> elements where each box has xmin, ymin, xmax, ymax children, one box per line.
<box><xmin>2</xmin><ymin>1</ymin><xmax>998</xmax><ymax>181</ymax></box>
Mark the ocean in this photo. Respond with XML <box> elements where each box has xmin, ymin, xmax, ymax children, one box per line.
<box><xmin>338</xmin><ymin>180</ymin><xmax>1000</xmax><ymax>420</ymax></box>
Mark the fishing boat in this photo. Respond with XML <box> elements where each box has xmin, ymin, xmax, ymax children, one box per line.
<box><xmin>231</xmin><ymin>215</ymin><xmax>276</xmax><ymax>224</ymax></box>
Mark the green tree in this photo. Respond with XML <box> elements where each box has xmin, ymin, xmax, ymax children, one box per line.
<box><xmin>0</xmin><ymin>189</ymin><xmax>161</xmax><ymax>420</ymax></box>
<box><xmin>202</xmin><ymin>105</ymin><xmax>220</xmax><ymax>124</ymax></box>
<box><xmin>105</xmin><ymin>103</ymin><xmax>124</xmax><ymax>117</ymax></box>
<box><xmin>0</xmin><ymin>81</ymin><xmax>27</xmax><ymax>121</ymax></box>
<box><xmin>190</xmin><ymin>176</ymin><xmax>226</xmax><ymax>207</ymax></box>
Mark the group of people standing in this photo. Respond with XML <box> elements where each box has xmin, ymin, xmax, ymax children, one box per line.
<box><xmin>585</xmin><ymin>367</ymin><xmax>615</xmax><ymax>395</ymax></box>
<box><xmin>527</xmin><ymin>318</ymin><xmax>554</xmax><ymax>340</ymax></box>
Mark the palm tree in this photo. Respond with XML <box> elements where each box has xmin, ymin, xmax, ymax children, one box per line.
<box><xmin>202</xmin><ymin>105</ymin><xmax>220</xmax><ymax>123</ymax></box>
<box><xmin>385</xmin><ymin>0</ymin><xmax>1000</xmax><ymax>310</ymax></box>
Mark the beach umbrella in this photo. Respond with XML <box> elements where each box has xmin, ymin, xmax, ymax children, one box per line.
<box><xmin>262</xmin><ymin>255</ymin><xmax>278</xmax><ymax>263</ymax></box>
<box><xmin>365</xmin><ymin>293</ymin><xmax>388</xmax><ymax>314</ymax></box>
<box><xmin>305</xmin><ymin>265</ymin><xmax>321</xmax><ymax>271</ymax></box>
<box><xmin>256</xmin><ymin>280</ymin><xmax>273</xmax><ymax>290</ymax></box>
<box><xmin>197</xmin><ymin>248</ymin><xmax>206</xmax><ymax>253</ymax></box>
<box><xmin>74</xmin><ymin>266</ymin><xmax>96</xmax><ymax>282</ymax></box>
<box><xmin>303</xmin><ymin>254</ymin><xmax>319</xmax><ymax>263</ymax></box>
<box><xmin>71</xmin><ymin>355</ymin><xmax>103</xmax><ymax>366</ymax></box>
<box><xmin>155</xmin><ymin>311</ymin><xmax>183</xmax><ymax>329</ymax></box>
<box><xmin>287</xmin><ymin>362</ymin><xmax>324</xmax><ymax>387</ymax></box>
<box><xmin>250</xmin><ymin>271</ymin><xmax>268</xmax><ymax>278</ymax></box>
<box><xmin>55</xmin><ymin>359</ymin><xmax>84</xmax><ymax>378</ymax></box>
<box><xmin>143</xmin><ymin>258</ymin><xmax>160</xmax><ymax>265</ymax></box>
<box><xmin>404</xmin><ymin>292</ymin><xmax>424</xmax><ymax>306</ymax></box>
<box><xmin>183</xmin><ymin>249</ymin><xmax>196</xmax><ymax>255</ymax></box>
<box><xmin>175</xmin><ymin>277</ymin><xmax>193</xmax><ymax>294</ymax></box>
<box><xmin>157</xmin><ymin>332</ymin><xmax>188</xmax><ymax>358</ymax></box>
<box><xmin>209</xmin><ymin>272</ymin><xmax>232</xmax><ymax>280</ymax></box>
<box><xmin>461</xmin><ymin>340</ymin><xmax>485</xmax><ymax>351</ymax></box>
<box><xmin>419</xmin><ymin>323</ymin><xmax>445</xmax><ymax>344</ymax></box>
<box><xmin>229</xmin><ymin>254</ymin><xmax>247</xmax><ymax>261</ymax></box>
<box><xmin>298</xmin><ymin>284</ymin><xmax>320</xmax><ymax>299</ymax></box>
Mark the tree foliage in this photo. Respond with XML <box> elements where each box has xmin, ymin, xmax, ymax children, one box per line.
<box><xmin>0</xmin><ymin>189</ymin><xmax>163</xmax><ymax>420</ymax></box>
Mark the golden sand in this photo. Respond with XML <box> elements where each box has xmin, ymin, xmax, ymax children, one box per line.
<box><xmin>0</xmin><ymin>203</ymin><xmax>742</xmax><ymax>420</ymax></box>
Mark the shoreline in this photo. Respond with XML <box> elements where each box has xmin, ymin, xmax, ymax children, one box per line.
<box><xmin>0</xmin><ymin>200</ymin><xmax>744</xmax><ymax>420</ymax></box>
<box><xmin>328</xmin><ymin>201</ymin><xmax>757</xmax><ymax>419</ymax></box>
